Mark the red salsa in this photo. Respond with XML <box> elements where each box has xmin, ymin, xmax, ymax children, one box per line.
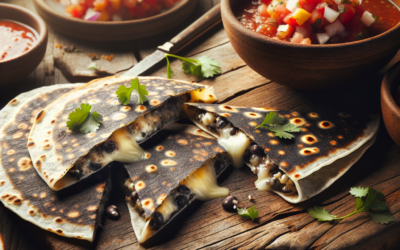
<box><xmin>0</xmin><ymin>20</ymin><xmax>37</xmax><ymax>62</ymax></box>
<box><xmin>236</xmin><ymin>0</ymin><xmax>400</xmax><ymax>44</ymax></box>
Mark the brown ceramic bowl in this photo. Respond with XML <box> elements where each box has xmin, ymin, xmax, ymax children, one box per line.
<box><xmin>381</xmin><ymin>61</ymin><xmax>400</xmax><ymax>146</ymax></box>
<box><xmin>221</xmin><ymin>0</ymin><xmax>400</xmax><ymax>91</ymax></box>
<box><xmin>0</xmin><ymin>3</ymin><xmax>47</xmax><ymax>86</ymax></box>
<box><xmin>34</xmin><ymin>0</ymin><xmax>197</xmax><ymax>41</ymax></box>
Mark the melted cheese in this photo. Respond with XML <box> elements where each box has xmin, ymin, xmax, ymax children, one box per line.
<box><xmin>218</xmin><ymin>130</ymin><xmax>251</xmax><ymax>168</ymax></box>
<box><xmin>103</xmin><ymin>128</ymin><xmax>145</xmax><ymax>163</ymax></box>
<box><xmin>155</xmin><ymin>195</ymin><xmax>178</xmax><ymax>222</ymax></box>
<box><xmin>182</xmin><ymin>159</ymin><xmax>229</xmax><ymax>201</ymax></box>
<box><xmin>189</xmin><ymin>87</ymin><xmax>217</xmax><ymax>103</ymax></box>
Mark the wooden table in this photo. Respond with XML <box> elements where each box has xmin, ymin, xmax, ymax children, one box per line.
<box><xmin>2</xmin><ymin>0</ymin><xmax>400</xmax><ymax>249</ymax></box>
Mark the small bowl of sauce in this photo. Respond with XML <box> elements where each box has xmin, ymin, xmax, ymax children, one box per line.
<box><xmin>0</xmin><ymin>3</ymin><xmax>47</xmax><ymax>86</ymax></box>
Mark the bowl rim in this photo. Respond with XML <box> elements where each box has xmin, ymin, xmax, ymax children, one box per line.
<box><xmin>34</xmin><ymin>0</ymin><xmax>192</xmax><ymax>25</ymax></box>
<box><xmin>382</xmin><ymin>61</ymin><xmax>400</xmax><ymax>117</ymax></box>
<box><xmin>221</xmin><ymin>0</ymin><xmax>400</xmax><ymax>49</ymax></box>
<box><xmin>0</xmin><ymin>3</ymin><xmax>47</xmax><ymax>63</ymax></box>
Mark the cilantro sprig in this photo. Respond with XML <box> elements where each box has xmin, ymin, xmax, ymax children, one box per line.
<box><xmin>238</xmin><ymin>206</ymin><xmax>258</xmax><ymax>221</ymax></box>
<box><xmin>116</xmin><ymin>77</ymin><xmax>148</xmax><ymax>105</ymax></box>
<box><xmin>66</xmin><ymin>103</ymin><xmax>103</xmax><ymax>134</ymax></box>
<box><xmin>165</xmin><ymin>54</ymin><xmax>221</xmax><ymax>79</ymax></box>
<box><xmin>255</xmin><ymin>112</ymin><xmax>301</xmax><ymax>139</ymax></box>
<box><xmin>308</xmin><ymin>187</ymin><xmax>394</xmax><ymax>224</ymax></box>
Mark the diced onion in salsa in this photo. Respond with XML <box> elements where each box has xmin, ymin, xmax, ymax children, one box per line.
<box><xmin>236</xmin><ymin>0</ymin><xmax>400</xmax><ymax>44</ymax></box>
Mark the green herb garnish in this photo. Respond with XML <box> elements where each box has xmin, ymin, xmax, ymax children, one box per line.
<box><xmin>255</xmin><ymin>112</ymin><xmax>301</xmax><ymax>139</ymax></box>
<box><xmin>338</xmin><ymin>6</ymin><xmax>347</xmax><ymax>14</ymax></box>
<box><xmin>165</xmin><ymin>54</ymin><xmax>221</xmax><ymax>79</ymax></box>
<box><xmin>116</xmin><ymin>77</ymin><xmax>148</xmax><ymax>105</ymax></box>
<box><xmin>238</xmin><ymin>206</ymin><xmax>258</xmax><ymax>221</ymax></box>
<box><xmin>88</xmin><ymin>63</ymin><xmax>98</xmax><ymax>70</ymax></box>
<box><xmin>66</xmin><ymin>103</ymin><xmax>103</xmax><ymax>134</ymax></box>
<box><xmin>308</xmin><ymin>187</ymin><xmax>394</xmax><ymax>224</ymax></box>
<box><xmin>355</xmin><ymin>32</ymin><xmax>364</xmax><ymax>41</ymax></box>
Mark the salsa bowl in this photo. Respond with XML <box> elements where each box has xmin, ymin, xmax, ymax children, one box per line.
<box><xmin>0</xmin><ymin>3</ymin><xmax>47</xmax><ymax>86</ymax></box>
<box><xmin>381</xmin><ymin>61</ymin><xmax>400</xmax><ymax>146</ymax></box>
<box><xmin>221</xmin><ymin>0</ymin><xmax>400</xmax><ymax>90</ymax></box>
<box><xmin>33</xmin><ymin>0</ymin><xmax>197</xmax><ymax>41</ymax></box>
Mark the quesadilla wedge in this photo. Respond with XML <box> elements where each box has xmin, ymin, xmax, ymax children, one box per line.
<box><xmin>120</xmin><ymin>124</ymin><xmax>232</xmax><ymax>243</ymax></box>
<box><xmin>185</xmin><ymin>104</ymin><xmax>379</xmax><ymax>203</ymax></box>
<box><xmin>28</xmin><ymin>76</ymin><xmax>217</xmax><ymax>191</ymax></box>
<box><xmin>0</xmin><ymin>85</ymin><xmax>112</xmax><ymax>241</ymax></box>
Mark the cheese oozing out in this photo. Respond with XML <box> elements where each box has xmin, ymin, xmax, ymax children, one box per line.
<box><xmin>125</xmin><ymin>153</ymin><xmax>231</xmax><ymax>243</ymax></box>
<box><xmin>218</xmin><ymin>129</ymin><xmax>251</xmax><ymax>168</ymax></box>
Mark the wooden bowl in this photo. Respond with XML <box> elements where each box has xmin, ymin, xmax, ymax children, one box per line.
<box><xmin>0</xmin><ymin>3</ymin><xmax>47</xmax><ymax>86</ymax></box>
<box><xmin>381</xmin><ymin>61</ymin><xmax>400</xmax><ymax>146</ymax></box>
<box><xmin>221</xmin><ymin>0</ymin><xmax>400</xmax><ymax>91</ymax></box>
<box><xmin>33</xmin><ymin>0</ymin><xmax>197</xmax><ymax>41</ymax></box>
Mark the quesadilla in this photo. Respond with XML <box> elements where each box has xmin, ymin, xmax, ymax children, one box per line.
<box><xmin>0</xmin><ymin>85</ymin><xmax>112</xmax><ymax>241</ymax></box>
<box><xmin>120</xmin><ymin>124</ymin><xmax>232</xmax><ymax>243</ymax></box>
<box><xmin>185</xmin><ymin>104</ymin><xmax>379</xmax><ymax>203</ymax></box>
<box><xmin>28</xmin><ymin>76</ymin><xmax>217</xmax><ymax>191</ymax></box>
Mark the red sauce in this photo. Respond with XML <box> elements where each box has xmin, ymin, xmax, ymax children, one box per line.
<box><xmin>235</xmin><ymin>0</ymin><xmax>400</xmax><ymax>44</ymax></box>
<box><xmin>0</xmin><ymin>20</ymin><xmax>37</xmax><ymax>62</ymax></box>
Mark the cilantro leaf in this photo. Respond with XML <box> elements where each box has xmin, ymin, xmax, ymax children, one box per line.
<box><xmin>66</xmin><ymin>103</ymin><xmax>103</xmax><ymax>134</ymax></box>
<box><xmin>350</xmin><ymin>186</ymin><xmax>369</xmax><ymax>198</ymax></box>
<box><xmin>165</xmin><ymin>54</ymin><xmax>221</xmax><ymax>80</ymax></box>
<box><xmin>238</xmin><ymin>206</ymin><xmax>258</xmax><ymax>221</ymax></box>
<box><xmin>368</xmin><ymin>211</ymin><xmax>394</xmax><ymax>224</ymax></box>
<box><xmin>255</xmin><ymin>112</ymin><xmax>300</xmax><ymax>139</ymax></box>
<box><xmin>116</xmin><ymin>78</ymin><xmax>148</xmax><ymax>105</ymax></box>
<box><xmin>88</xmin><ymin>63</ymin><xmax>98</xmax><ymax>70</ymax></box>
<box><xmin>308</xmin><ymin>206</ymin><xmax>336</xmax><ymax>221</ymax></box>
<box><xmin>308</xmin><ymin>187</ymin><xmax>394</xmax><ymax>225</ymax></box>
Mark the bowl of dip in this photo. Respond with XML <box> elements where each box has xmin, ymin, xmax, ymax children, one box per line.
<box><xmin>0</xmin><ymin>3</ymin><xmax>47</xmax><ymax>86</ymax></box>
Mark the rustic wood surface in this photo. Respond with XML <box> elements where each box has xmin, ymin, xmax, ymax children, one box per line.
<box><xmin>2</xmin><ymin>0</ymin><xmax>400</xmax><ymax>249</ymax></box>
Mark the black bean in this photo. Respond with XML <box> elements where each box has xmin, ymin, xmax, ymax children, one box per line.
<box><xmin>101</xmin><ymin>140</ymin><xmax>116</xmax><ymax>153</ymax></box>
<box><xmin>106</xmin><ymin>205</ymin><xmax>120</xmax><ymax>220</ymax></box>
<box><xmin>88</xmin><ymin>162</ymin><xmax>102</xmax><ymax>171</ymax></box>
<box><xmin>229</xmin><ymin>127</ymin><xmax>238</xmax><ymax>136</ymax></box>
<box><xmin>282</xmin><ymin>186</ymin><xmax>293</xmax><ymax>194</ymax></box>
<box><xmin>129</xmin><ymin>191</ymin><xmax>138</xmax><ymax>204</ymax></box>
<box><xmin>177</xmin><ymin>185</ymin><xmax>190</xmax><ymax>195</ymax></box>
<box><xmin>175</xmin><ymin>195</ymin><xmax>188</xmax><ymax>209</ymax></box>
<box><xmin>250</xmin><ymin>144</ymin><xmax>264</xmax><ymax>156</ymax></box>
<box><xmin>214</xmin><ymin>160</ymin><xmax>224</xmax><ymax>175</ymax></box>
<box><xmin>142</xmin><ymin>132</ymin><xmax>146</xmax><ymax>138</ymax></box>
<box><xmin>269</xmin><ymin>178</ymin><xmax>278</xmax><ymax>189</ymax></box>
<box><xmin>184</xmin><ymin>92</ymin><xmax>192</xmax><ymax>102</ymax></box>
<box><xmin>216</xmin><ymin>117</ymin><xmax>228</xmax><ymax>129</ymax></box>
<box><xmin>149</xmin><ymin>212</ymin><xmax>164</xmax><ymax>229</ymax></box>
<box><xmin>222</xmin><ymin>196</ymin><xmax>238</xmax><ymax>211</ymax></box>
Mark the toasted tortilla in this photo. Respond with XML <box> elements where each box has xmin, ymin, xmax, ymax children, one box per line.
<box><xmin>0</xmin><ymin>85</ymin><xmax>111</xmax><ymax>241</ymax></box>
<box><xmin>28</xmin><ymin>76</ymin><xmax>217</xmax><ymax>191</ymax></box>
<box><xmin>120</xmin><ymin>124</ymin><xmax>231</xmax><ymax>243</ymax></box>
<box><xmin>185</xmin><ymin>104</ymin><xmax>379</xmax><ymax>203</ymax></box>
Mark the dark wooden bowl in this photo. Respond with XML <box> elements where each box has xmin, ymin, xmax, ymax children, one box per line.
<box><xmin>381</xmin><ymin>62</ymin><xmax>400</xmax><ymax>146</ymax></box>
<box><xmin>33</xmin><ymin>0</ymin><xmax>197</xmax><ymax>41</ymax></box>
<box><xmin>221</xmin><ymin>0</ymin><xmax>400</xmax><ymax>91</ymax></box>
<box><xmin>0</xmin><ymin>3</ymin><xmax>47</xmax><ymax>86</ymax></box>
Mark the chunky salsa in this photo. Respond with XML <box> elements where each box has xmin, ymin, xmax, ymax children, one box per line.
<box><xmin>236</xmin><ymin>0</ymin><xmax>400</xmax><ymax>44</ymax></box>
<box><xmin>0</xmin><ymin>20</ymin><xmax>37</xmax><ymax>62</ymax></box>
<box><xmin>57</xmin><ymin>0</ymin><xmax>181</xmax><ymax>21</ymax></box>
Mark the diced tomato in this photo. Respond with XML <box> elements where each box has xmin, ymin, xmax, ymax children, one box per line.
<box><xmin>354</xmin><ymin>5</ymin><xmax>366</xmax><ymax>18</ymax></box>
<box><xmin>275</xmin><ymin>4</ymin><xmax>291</xmax><ymax>17</ymax></box>
<box><xmin>94</xmin><ymin>0</ymin><xmax>108</xmax><ymax>11</ymax></box>
<box><xmin>283</xmin><ymin>13</ymin><xmax>298</xmax><ymax>26</ymax></box>
<box><xmin>299</xmin><ymin>0</ymin><xmax>318</xmax><ymax>13</ymax></box>
<box><xmin>260</xmin><ymin>0</ymin><xmax>272</xmax><ymax>5</ymax></box>
<box><xmin>258</xmin><ymin>4</ymin><xmax>270</xmax><ymax>17</ymax></box>
<box><xmin>109</xmin><ymin>0</ymin><xmax>122</xmax><ymax>11</ymax></box>
<box><xmin>315</xmin><ymin>2</ymin><xmax>327</xmax><ymax>14</ymax></box>
<box><xmin>338</xmin><ymin>4</ymin><xmax>355</xmax><ymax>24</ymax></box>
<box><xmin>85</xmin><ymin>0</ymin><xmax>96</xmax><ymax>8</ymax></box>
<box><xmin>66</xmin><ymin>4</ymin><xmax>86</xmax><ymax>18</ymax></box>
<box><xmin>277</xmin><ymin>25</ymin><xmax>294</xmax><ymax>39</ymax></box>
<box><xmin>344</xmin><ymin>16</ymin><xmax>368</xmax><ymax>42</ymax></box>
<box><xmin>256</xmin><ymin>23</ymin><xmax>278</xmax><ymax>37</ymax></box>
<box><xmin>144</xmin><ymin>0</ymin><xmax>157</xmax><ymax>6</ymax></box>
<box><xmin>123</xmin><ymin>0</ymin><xmax>137</xmax><ymax>8</ymax></box>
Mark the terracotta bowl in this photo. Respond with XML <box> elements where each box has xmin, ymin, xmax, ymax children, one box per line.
<box><xmin>33</xmin><ymin>0</ymin><xmax>197</xmax><ymax>41</ymax></box>
<box><xmin>381</xmin><ymin>61</ymin><xmax>400</xmax><ymax>146</ymax></box>
<box><xmin>221</xmin><ymin>0</ymin><xmax>400</xmax><ymax>91</ymax></box>
<box><xmin>0</xmin><ymin>3</ymin><xmax>47</xmax><ymax>86</ymax></box>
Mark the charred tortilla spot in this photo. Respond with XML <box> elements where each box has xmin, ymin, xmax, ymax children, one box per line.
<box><xmin>18</xmin><ymin>123</ymin><xmax>28</xmax><ymax>129</ymax></box>
<box><xmin>50</xmin><ymin>120</ymin><xmax>56</xmax><ymax>125</ymax></box>
<box><xmin>12</xmin><ymin>131</ymin><xmax>23</xmax><ymax>139</ymax></box>
<box><xmin>144</xmin><ymin>153</ymin><xmax>151</xmax><ymax>159</ymax></box>
<box><xmin>142</xmin><ymin>198</ymin><xmax>154</xmax><ymax>210</ymax></box>
<box><xmin>40</xmin><ymin>192</ymin><xmax>46</xmax><ymax>198</ymax></box>
<box><xmin>7</xmin><ymin>150</ymin><xmax>15</xmax><ymax>155</ymax></box>
<box><xmin>56</xmin><ymin>229</ymin><xmax>63</xmax><ymax>235</ymax></box>
<box><xmin>96</xmin><ymin>184</ymin><xmax>105</xmax><ymax>193</ymax></box>
<box><xmin>8</xmin><ymin>98</ymin><xmax>18</xmax><ymax>105</ymax></box>
<box><xmin>294</xmin><ymin>174</ymin><xmax>300</xmax><ymax>178</ymax></box>
<box><xmin>8</xmin><ymin>168</ymin><xmax>15</xmax><ymax>173</ymax></box>
<box><xmin>165</xmin><ymin>150</ymin><xmax>176</xmax><ymax>157</ymax></box>
<box><xmin>150</xmin><ymin>100</ymin><xmax>161</xmax><ymax>106</ymax></box>
<box><xmin>319</xmin><ymin>121</ymin><xmax>334</xmax><ymax>129</ymax></box>
<box><xmin>221</xmin><ymin>113</ymin><xmax>231</xmax><ymax>117</ymax></box>
<box><xmin>67</xmin><ymin>211</ymin><xmax>80</xmax><ymax>218</ymax></box>
<box><xmin>18</xmin><ymin>157</ymin><xmax>32</xmax><ymax>171</ymax></box>
<box><xmin>194</xmin><ymin>155</ymin><xmax>205</xmax><ymax>161</ymax></box>
<box><xmin>161</xmin><ymin>160</ymin><xmax>177</xmax><ymax>166</ymax></box>
<box><xmin>330</xmin><ymin>140</ymin><xmax>337</xmax><ymax>145</ymax></box>
<box><xmin>309</xmin><ymin>112</ymin><xmax>319</xmax><ymax>118</ymax></box>
<box><xmin>35</xmin><ymin>110</ymin><xmax>45</xmax><ymax>122</ymax></box>
<box><xmin>270</xmin><ymin>140</ymin><xmax>279</xmax><ymax>145</ymax></box>
<box><xmin>170</xmin><ymin>167</ymin><xmax>176</xmax><ymax>171</ymax></box>
<box><xmin>29</xmin><ymin>210</ymin><xmax>35</xmax><ymax>215</ymax></box>
<box><xmin>87</xmin><ymin>205</ymin><xmax>98</xmax><ymax>212</ymax></box>
<box><xmin>338</xmin><ymin>135</ymin><xmax>343</xmax><ymax>139</ymax></box>
<box><xmin>146</xmin><ymin>165</ymin><xmax>158</xmax><ymax>173</ymax></box>
<box><xmin>244</xmin><ymin>112</ymin><xmax>262</xmax><ymax>118</ymax></box>
<box><xmin>157</xmin><ymin>194</ymin><xmax>168</xmax><ymax>205</ymax></box>
<box><xmin>43</xmin><ymin>144</ymin><xmax>52</xmax><ymax>150</ymax></box>
<box><xmin>249</xmin><ymin>121</ymin><xmax>258</xmax><ymax>127</ymax></box>
<box><xmin>135</xmin><ymin>181</ymin><xmax>145</xmax><ymax>191</ymax></box>
<box><xmin>134</xmin><ymin>105</ymin><xmax>146</xmax><ymax>112</ymax></box>
<box><xmin>156</xmin><ymin>146</ymin><xmax>164</xmax><ymax>151</ymax></box>
<box><xmin>284</xmin><ymin>114</ymin><xmax>291</xmax><ymax>118</ymax></box>
<box><xmin>279</xmin><ymin>150</ymin><xmax>285</xmax><ymax>155</ymax></box>
<box><xmin>14</xmin><ymin>199</ymin><xmax>22</xmax><ymax>205</ymax></box>
<box><xmin>280</xmin><ymin>161</ymin><xmax>289</xmax><ymax>167</ymax></box>
<box><xmin>112</xmin><ymin>113</ymin><xmax>126</xmax><ymax>120</ymax></box>
<box><xmin>0</xmin><ymin>181</ymin><xmax>4</xmax><ymax>186</ymax></box>
<box><xmin>55</xmin><ymin>217</ymin><xmax>63</xmax><ymax>223</ymax></box>
<box><xmin>301</xmin><ymin>135</ymin><xmax>318</xmax><ymax>145</ymax></box>
<box><xmin>300</xmin><ymin>148</ymin><xmax>320</xmax><ymax>156</ymax></box>
<box><xmin>290</xmin><ymin>118</ymin><xmax>306</xmax><ymax>126</ymax></box>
